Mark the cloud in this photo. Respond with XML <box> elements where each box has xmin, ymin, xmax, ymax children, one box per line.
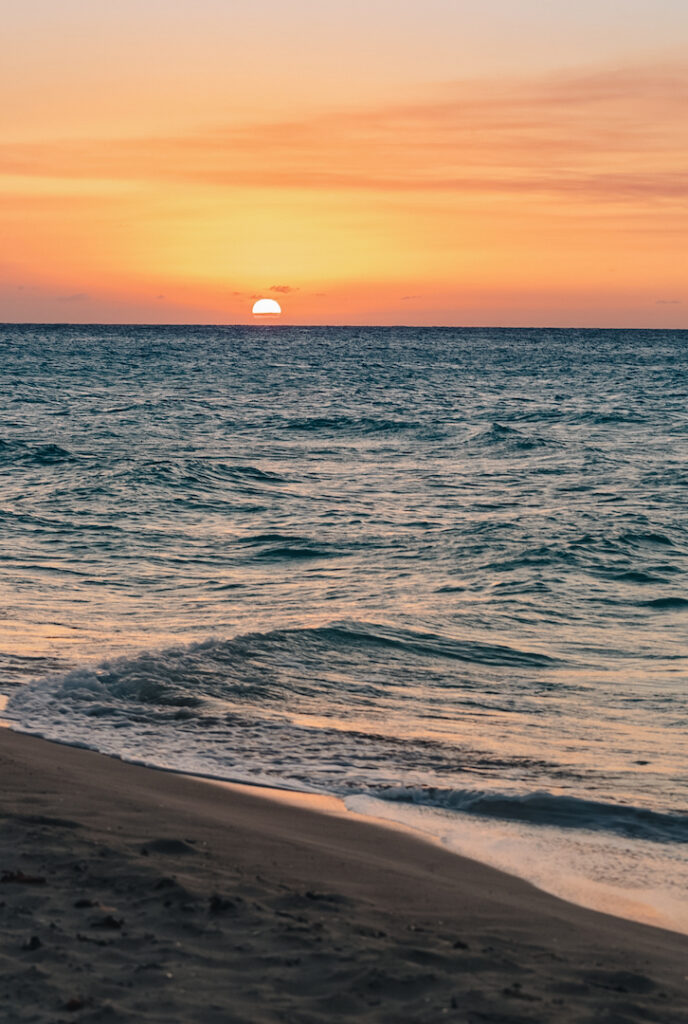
<box><xmin>656</xmin><ymin>299</ymin><xmax>681</xmax><ymax>304</ymax></box>
<box><xmin>56</xmin><ymin>292</ymin><xmax>89</xmax><ymax>302</ymax></box>
<box><xmin>1</xmin><ymin>59</ymin><xmax>687</xmax><ymax>205</ymax></box>
<box><xmin>269</xmin><ymin>284</ymin><xmax>298</xmax><ymax>294</ymax></box>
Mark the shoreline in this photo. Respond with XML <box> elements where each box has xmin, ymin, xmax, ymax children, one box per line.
<box><xmin>1</xmin><ymin>727</ymin><xmax>686</xmax><ymax>1022</ymax></box>
<box><xmin>5</xmin><ymin>717</ymin><xmax>686</xmax><ymax>939</ymax></box>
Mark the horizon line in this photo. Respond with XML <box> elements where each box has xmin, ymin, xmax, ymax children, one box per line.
<box><xmin>1</xmin><ymin>321</ymin><xmax>686</xmax><ymax>332</ymax></box>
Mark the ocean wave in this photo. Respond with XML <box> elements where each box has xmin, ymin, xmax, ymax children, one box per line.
<box><xmin>282</xmin><ymin>414</ymin><xmax>421</xmax><ymax>434</ymax></box>
<box><xmin>5</xmin><ymin>621</ymin><xmax>563</xmax><ymax>775</ymax></box>
<box><xmin>6</xmin><ymin>622</ymin><xmax>559</xmax><ymax>721</ymax></box>
<box><xmin>123</xmin><ymin>459</ymin><xmax>287</xmax><ymax>490</ymax></box>
<box><xmin>618</xmin><ymin>530</ymin><xmax>676</xmax><ymax>548</ymax></box>
<box><xmin>613</xmin><ymin>570</ymin><xmax>670</xmax><ymax>584</ymax></box>
<box><xmin>487</xmin><ymin>526</ymin><xmax>685</xmax><ymax>578</ymax></box>
<box><xmin>318</xmin><ymin>623</ymin><xmax>558</xmax><ymax>667</ymax></box>
<box><xmin>229</xmin><ymin>465</ymin><xmax>285</xmax><ymax>482</ymax></box>
<box><xmin>585</xmin><ymin>410</ymin><xmax>648</xmax><ymax>425</ymax></box>
<box><xmin>250</xmin><ymin>544</ymin><xmax>340</xmax><ymax>561</ymax></box>
<box><xmin>0</xmin><ymin>440</ymin><xmax>77</xmax><ymax>466</ymax></box>
<box><xmin>468</xmin><ymin>422</ymin><xmax>561</xmax><ymax>452</ymax></box>
<box><xmin>373</xmin><ymin>786</ymin><xmax>688</xmax><ymax>844</ymax></box>
<box><xmin>641</xmin><ymin>596</ymin><xmax>688</xmax><ymax>610</ymax></box>
<box><xmin>233</xmin><ymin>532</ymin><xmax>350</xmax><ymax>560</ymax></box>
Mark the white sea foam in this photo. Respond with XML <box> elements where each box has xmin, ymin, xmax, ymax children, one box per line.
<box><xmin>345</xmin><ymin>796</ymin><xmax>688</xmax><ymax>935</ymax></box>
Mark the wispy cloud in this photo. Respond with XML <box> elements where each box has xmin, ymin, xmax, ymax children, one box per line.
<box><xmin>1</xmin><ymin>60</ymin><xmax>686</xmax><ymax>205</ymax></box>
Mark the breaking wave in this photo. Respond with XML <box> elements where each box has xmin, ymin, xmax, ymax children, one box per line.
<box><xmin>372</xmin><ymin>786</ymin><xmax>688</xmax><ymax>844</ymax></box>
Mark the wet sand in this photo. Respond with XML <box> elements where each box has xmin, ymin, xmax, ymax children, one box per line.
<box><xmin>1</xmin><ymin>728</ymin><xmax>686</xmax><ymax>1023</ymax></box>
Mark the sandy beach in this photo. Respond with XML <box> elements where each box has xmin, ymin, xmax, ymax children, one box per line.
<box><xmin>0</xmin><ymin>729</ymin><xmax>685</xmax><ymax>1023</ymax></box>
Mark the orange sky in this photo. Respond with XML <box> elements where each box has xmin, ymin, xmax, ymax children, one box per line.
<box><xmin>2</xmin><ymin>2</ymin><xmax>687</xmax><ymax>326</ymax></box>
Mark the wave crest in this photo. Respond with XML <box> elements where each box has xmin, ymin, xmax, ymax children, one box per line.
<box><xmin>373</xmin><ymin>786</ymin><xmax>688</xmax><ymax>844</ymax></box>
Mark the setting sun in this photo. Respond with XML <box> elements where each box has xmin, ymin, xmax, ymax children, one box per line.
<box><xmin>252</xmin><ymin>298</ymin><xmax>282</xmax><ymax>315</ymax></box>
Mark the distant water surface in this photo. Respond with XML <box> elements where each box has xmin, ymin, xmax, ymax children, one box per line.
<box><xmin>1</xmin><ymin>325</ymin><xmax>687</xmax><ymax>931</ymax></box>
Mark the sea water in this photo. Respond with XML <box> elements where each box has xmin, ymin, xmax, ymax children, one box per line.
<box><xmin>1</xmin><ymin>324</ymin><xmax>686</xmax><ymax>931</ymax></box>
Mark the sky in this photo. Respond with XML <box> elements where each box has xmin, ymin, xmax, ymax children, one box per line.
<box><xmin>2</xmin><ymin>1</ymin><xmax>687</xmax><ymax>326</ymax></box>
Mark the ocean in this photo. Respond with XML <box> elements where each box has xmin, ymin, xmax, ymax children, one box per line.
<box><xmin>1</xmin><ymin>324</ymin><xmax>686</xmax><ymax>932</ymax></box>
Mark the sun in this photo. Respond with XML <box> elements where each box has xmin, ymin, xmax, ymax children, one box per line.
<box><xmin>252</xmin><ymin>298</ymin><xmax>282</xmax><ymax>315</ymax></box>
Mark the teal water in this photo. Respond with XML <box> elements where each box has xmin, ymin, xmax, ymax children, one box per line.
<box><xmin>1</xmin><ymin>325</ymin><xmax>687</xmax><ymax>929</ymax></box>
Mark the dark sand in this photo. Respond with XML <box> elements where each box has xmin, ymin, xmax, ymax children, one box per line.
<box><xmin>1</xmin><ymin>729</ymin><xmax>686</xmax><ymax>1023</ymax></box>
